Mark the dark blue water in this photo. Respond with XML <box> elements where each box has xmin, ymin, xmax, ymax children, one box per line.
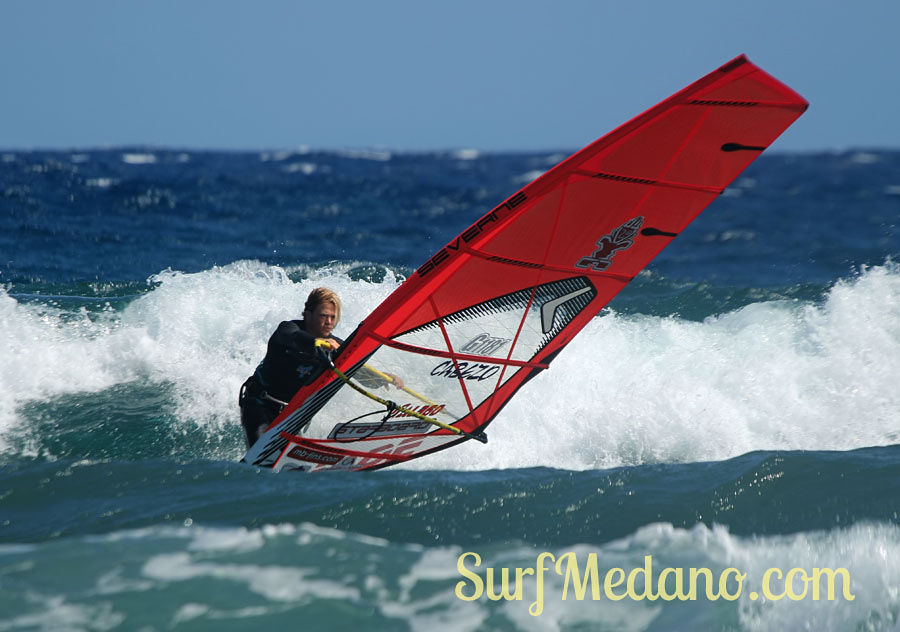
<box><xmin>1</xmin><ymin>147</ymin><xmax>899</xmax><ymax>630</ymax></box>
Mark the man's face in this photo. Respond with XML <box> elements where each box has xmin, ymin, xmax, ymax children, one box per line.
<box><xmin>304</xmin><ymin>302</ymin><xmax>337</xmax><ymax>338</ymax></box>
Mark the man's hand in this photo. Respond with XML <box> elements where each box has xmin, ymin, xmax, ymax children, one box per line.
<box><xmin>383</xmin><ymin>372</ymin><xmax>405</xmax><ymax>389</ymax></box>
<box><xmin>316</xmin><ymin>338</ymin><xmax>341</xmax><ymax>350</ymax></box>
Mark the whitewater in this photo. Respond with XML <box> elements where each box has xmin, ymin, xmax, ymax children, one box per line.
<box><xmin>3</xmin><ymin>261</ymin><xmax>898</xmax><ymax>469</ymax></box>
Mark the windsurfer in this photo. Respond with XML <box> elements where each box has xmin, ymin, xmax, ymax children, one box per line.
<box><xmin>239</xmin><ymin>287</ymin><xmax>404</xmax><ymax>448</ymax></box>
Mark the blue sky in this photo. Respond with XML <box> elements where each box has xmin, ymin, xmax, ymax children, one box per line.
<box><xmin>2</xmin><ymin>0</ymin><xmax>898</xmax><ymax>152</ymax></box>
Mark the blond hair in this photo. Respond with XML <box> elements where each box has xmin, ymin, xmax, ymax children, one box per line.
<box><xmin>304</xmin><ymin>287</ymin><xmax>341</xmax><ymax>323</ymax></box>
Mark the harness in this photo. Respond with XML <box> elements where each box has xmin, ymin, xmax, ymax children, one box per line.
<box><xmin>239</xmin><ymin>375</ymin><xmax>289</xmax><ymax>411</ymax></box>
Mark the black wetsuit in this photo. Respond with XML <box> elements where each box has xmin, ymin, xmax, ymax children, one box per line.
<box><xmin>239</xmin><ymin>320</ymin><xmax>342</xmax><ymax>448</ymax></box>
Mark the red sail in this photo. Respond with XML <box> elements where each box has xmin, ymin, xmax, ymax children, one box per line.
<box><xmin>244</xmin><ymin>55</ymin><xmax>807</xmax><ymax>472</ymax></box>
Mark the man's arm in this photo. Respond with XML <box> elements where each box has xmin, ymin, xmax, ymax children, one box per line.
<box><xmin>268</xmin><ymin>320</ymin><xmax>317</xmax><ymax>356</ymax></box>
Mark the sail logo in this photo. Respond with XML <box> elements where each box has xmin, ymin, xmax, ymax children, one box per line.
<box><xmin>540</xmin><ymin>286</ymin><xmax>593</xmax><ymax>334</ymax></box>
<box><xmin>431</xmin><ymin>361</ymin><xmax>500</xmax><ymax>382</ymax></box>
<box><xmin>387</xmin><ymin>404</ymin><xmax>446</xmax><ymax>420</ymax></box>
<box><xmin>460</xmin><ymin>333</ymin><xmax>510</xmax><ymax>356</ymax></box>
<box><xmin>285</xmin><ymin>445</ymin><xmax>345</xmax><ymax>465</ymax></box>
<box><xmin>575</xmin><ymin>216</ymin><xmax>644</xmax><ymax>271</ymax></box>
<box><xmin>417</xmin><ymin>192</ymin><xmax>529</xmax><ymax>278</ymax></box>
<box><xmin>328</xmin><ymin>419</ymin><xmax>433</xmax><ymax>439</ymax></box>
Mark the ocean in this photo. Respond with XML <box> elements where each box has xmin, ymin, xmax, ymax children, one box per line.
<box><xmin>1</xmin><ymin>146</ymin><xmax>899</xmax><ymax>631</ymax></box>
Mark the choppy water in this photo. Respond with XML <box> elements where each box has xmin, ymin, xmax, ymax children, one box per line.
<box><xmin>1</xmin><ymin>147</ymin><xmax>899</xmax><ymax>630</ymax></box>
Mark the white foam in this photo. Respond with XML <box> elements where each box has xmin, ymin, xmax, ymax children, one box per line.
<box><xmin>453</xmin><ymin>149</ymin><xmax>481</xmax><ymax>161</ymax></box>
<box><xmin>281</xmin><ymin>162</ymin><xmax>319</xmax><ymax>175</ymax></box>
<box><xmin>514</xmin><ymin>169</ymin><xmax>547</xmax><ymax>184</ymax></box>
<box><xmin>141</xmin><ymin>523</ymin><xmax>364</xmax><ymax>605</ymax></box>
<box><xmin>143</xmin><ymin>552</ymin><xmax>343</xmax><ymax>602</ymax></box>
<box><xmin>259</xmin><ymin>150</ymin><xmax>294</xmax><ymax>162</ymax></box>
<box><xmin>172</xmin><ymin>603</ymin><xmax>210</xmax><ymax>624</ymax></box>
<box><xmin>332</xmin><ymin>148</ymin><xmax>392</xmax><ymax>162</ymax></box>
<box><xmin>463</xmin><ymin>521</ymin><xmax>900</xmax><ymax>631</ymax></box>
<box><xmin>404</xmin><ymin>262</ymin><xmax>900</xmax><ymax>470</ymax></box>
<box><xmin>186</xmin><ymin>525</ymin><xmax>266</xmax><ymax>553</ymax></box>
<box><xmin>5</xmin><ymin>519</ymin><xmax>895</xmax><ymax>630</ymax></box>
<box><xmin>2</xmin><ymin>262</ymin><xmax>899</xmax><ymax>468</ymax></box>
<box><xmin>0</xmin><ymin>290</ymin><xmax>133</xmax><ymax>450</ymax></box>
<box><xmin>849</xmin><ymin>152</ymin><xmax>880</xmax><ymax>165</ymax></box>
<box><xmin>121</xmin><ymin>153</ymin><xmax>157</xmax><ymax>165</ymax></box>
<box><xmin>144</xmin><ymin>520</ymin><xmax>900</xmax><ymax>631</ymax></box>
<box><xmin>0</xmin><ymin>262</ymin><xmax>402</xmax><ymax>454</ymax></box>
<box><xmin>0</xmin><ymin>595</ymin><xmax>125</xmax><ymax>630</ymax></box>
<box><xmin>86</xmin><ymin>177</ymin><xmax>116</xmax><ymax>188</ymax></box>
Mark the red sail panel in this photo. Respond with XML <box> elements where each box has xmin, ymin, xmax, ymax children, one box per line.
<box><xmin>370</xmin><ymin>56</ymin><xmax>806</xmax><ymax>333</ymax></box>
<box><xmin>244</xmin><ymin>55</ymin><xmax>807</xmax><ymax>472</ymax></box>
